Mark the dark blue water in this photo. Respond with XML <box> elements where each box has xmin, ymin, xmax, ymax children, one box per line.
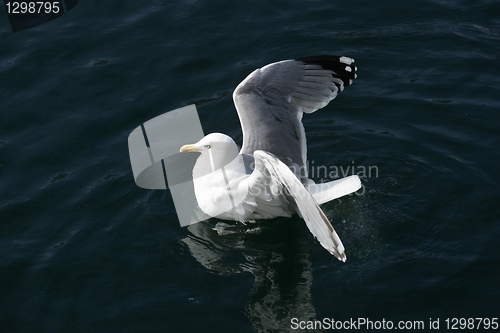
<box><xmin>1</xmin><ymin>1</ymin><xmax>499</xmax><ymax>332</ymax></box>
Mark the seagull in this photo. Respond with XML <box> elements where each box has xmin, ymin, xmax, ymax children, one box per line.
<box><xmin>180</xmin><ymin>55</ymin><xmax>360</xmax><ymax>261</ymax></box>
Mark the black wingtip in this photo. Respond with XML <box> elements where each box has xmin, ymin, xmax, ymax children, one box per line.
<box><xmin>294</xmin><ymin>55</ymin><xmax>357</xmax><ymax>87</ymax></box>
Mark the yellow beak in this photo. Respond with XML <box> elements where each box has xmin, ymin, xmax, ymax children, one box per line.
<box><xmin>180</xmin><ymin>144</ymin><xmax>200</xmax><ymax>153</ymax></box>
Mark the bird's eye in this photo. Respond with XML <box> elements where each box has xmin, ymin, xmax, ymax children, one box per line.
<box><xmin>205</xmin><ymin>145</ymin><xmax>211</xmax><ymax>149</ymax></box>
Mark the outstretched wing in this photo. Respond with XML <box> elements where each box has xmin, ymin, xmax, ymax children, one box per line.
<box><xmin>241</xmin><ymin>150</ymin><xmax>347</xmax><ymax>261</ymax></box>
<box><xmin>233</xmin><ymin>55</ymin><xmax>357</xmax><ymax>171</ymax></box>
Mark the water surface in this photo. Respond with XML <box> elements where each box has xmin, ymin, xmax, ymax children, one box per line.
<box><xmin>1</xmin><ymin>0</ymin><xmax>499</xmax><ymax>332</ymax></box>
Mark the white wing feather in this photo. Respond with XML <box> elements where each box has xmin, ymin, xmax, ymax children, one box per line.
<box><xmin>242</xmin><ymin>150</ymin><xmax>347</xmax><ymax>261</ymax></box>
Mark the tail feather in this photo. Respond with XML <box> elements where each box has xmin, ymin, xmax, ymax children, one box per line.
<box><xmin>307</xmin><ymin>175</ymin><xmax>361</xmax><ymax>205</ymax></box>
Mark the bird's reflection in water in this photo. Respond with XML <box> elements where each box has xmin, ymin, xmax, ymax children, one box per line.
<box><xmin>181</xmin><ymin>218</ymin><xmax>322</xmax><ymax>332</ymax></box>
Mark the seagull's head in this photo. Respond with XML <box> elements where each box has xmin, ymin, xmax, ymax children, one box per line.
<box><xmin>180</xmin><ymin>133</ymin><xmax>240</xmax><ymax>172</ymax></box>
<box><xmin>180</xmin><ymin>133</ymin><xmax>237</xmax><ymax>155</ymax></box>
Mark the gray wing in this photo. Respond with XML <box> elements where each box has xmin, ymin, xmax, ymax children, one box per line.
<box><xmin>242</xmin><ymin>150</ymin><xmax>347</xmax><ymax>261</ymax></box>
<box><xmin>233</xmin><ymin>55</ymin><xmax>357</xmax><ymax>173</ymax></box>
